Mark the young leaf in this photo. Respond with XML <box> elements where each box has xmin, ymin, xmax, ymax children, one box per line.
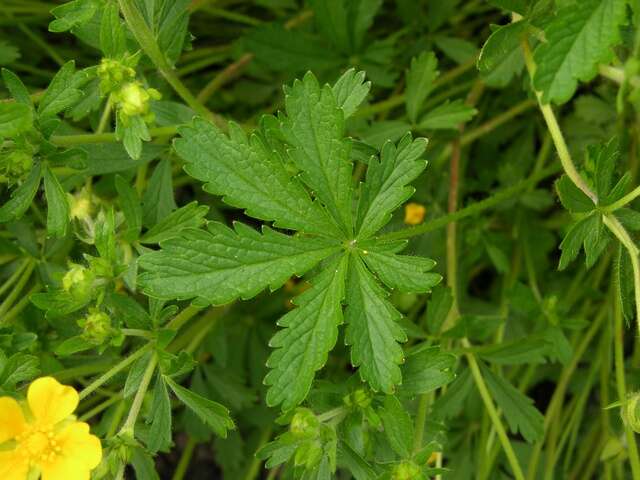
<box><xmin>147</xmin><ymin>375</ymin><xmax>173</xmax><ymax>453</ymax></box>
<box><xmin>332</xmin><ymin>69</ymin><xmax>371</xmax><ymax>119</ymax></box>
<box><xmin>478</xmin><ymin>21</ymin><xmax>525</xmax><ymax>87</ymax></box>
<box><xmin>282</xmin><ymin>72</ymin><xmax>354</xmax><ymax>235</ymax></box>
<box><xmin>49</xmin><ymin>0</ymin><xmax>98</xmax><ymax>33</ymax></box>
<box><xmin>399</xmin><ymin>346</ymin><xmax>457</xmax><ymax>396</ymax></box>
<box><xmin>140</xmin><ymin>202</ymin><xmax>208</xmax><ymax>244</ymax></box>
<box><xmin>555</xmin><ymin>175</ymin><xmax>594</xmax><ymax>213</ymax></box>
<box><xmin>1</xmin><ymin>69</ymin><xmax>32</xmax><ymax>107</ymax></box>
<box><xmin>139</xmin><ymin>223</ymin><xmax>340</xmax><ymax>304</ymax></box>
<box><xmin>362</xmin><ymin>248</ymin><xmax>441</xmax><ymax>293</ymax></box>
<box><xmin>174</xmin><ymin>118</ymin><xmax>341</xmax><ymax>238</ymax></box>
<box><xmin>344</xmin><ymin>255</ymin><xmax>406</xmax><ymax>393</ymax></box>
<box><xmin>417</xmin><ymin>99</ymin><xmax>477</xmax><ymax>130</ymax></box>
<box><xmin>533</xmin><ymin>0</ymin><xmax>628</xmax><ymax>104</ymax></box>
<box><xmin>43</xmin><ymin>166</ymin><xmax>70</xmax><ymax>237</ymax></box>
<box><xmin>480</xmin><ymin>363</ymin><xmax>544</xmax><ymax>443</ymax></box>
<box><xmin>100</xmin><ymin>1</ymin><xmax>126</xmax><ymax>58</ymax></box>
<box><xmin>0</xmin><ymin>103</ymin><xmax>33</xmax><ymax>137</ymax></box>
<box><xmin>356</xmin><ymin>134</ymin><xmax>428</xmax><ymax>239</ymax></box>
<box><xmin>0</xmin><ymin>163</ymin><xmax>42</xmax><ymax>223</ymax></box>
<box><xmin>38</xmin><ymin>61</ymin><xmax>87</xmax><ymax>118</ymax></box>
<box><xmin>164</xmin><ymin>375</ymin><xmax>234</xmax><ymax>438</ymax></box>
<box><xmin>379</xmin><ymin>395</ymin><xmax>414</xmax><ymax>458</ymax></box>
<box><xmin>405</xmin><ymin>51</ymin><xmax>439</xmax><ymax>124</ymax></box>
<box><xmin>265</xmin><ymin>255</ymin><xmax>348</xmax><ymax>410</ymax></box>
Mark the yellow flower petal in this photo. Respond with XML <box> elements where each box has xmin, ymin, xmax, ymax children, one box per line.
<box><xmin>40</xmin><ymin>456</ymin><xmax>92</xmax><ymax>480</ymax></box>
<box><xmin>56</xmin><ymin>422</ymin><xmax>102</xmax><ymax>470</ymax></box>
<box><xmin>404</xmin><ymin>202</ymin><xmax>426</xmax><ymax>225</ymax></box>
<box><xmin>27</xmin><ymin>377</ymin><xmax>79</xmax><ymax>426</ymax></box>
<box><xmin>0</xmin><ymin>396</ymin><xmax>26</xmax><ymax>443</ymax></box>
<box><xmin>0</xmin><ymin>448</ymin><xmax>29</xmax><ymax>480</ymax></box>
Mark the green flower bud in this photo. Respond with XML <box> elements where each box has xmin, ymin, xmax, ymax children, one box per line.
<box><xmin>623</xmin><ymin>393</ymin><xmax>640</xmax><ymax>433</ymax></box>
<box><xmin>343</xmin><ymin>388</ymin><xmax>372</xmax><ymax>409</ymax></box>
<box><xmin>62</xmin><ymin>264</ymin><xmax>95</xmax><ymax>301</ymax></box>
<box><xmin>1</xmin><ymin>149</ymin><xmax>33</xmax><ymax>185</ymax></box>
<box><xmin>113</xmin><ymin>82</ymin><xmax>161</xmax><ymax>118</ymax></box>
<box><xmin>79</xmin><ymin>310</ymin><xmax>113</xmax><ymax>345</ymax></box>
<box><xmin>290</xmin><ymin>408</ymin><xmax>320</xmax><ymax>439</ymax></box>
<box><xmin>69</xmin><ymin>189</ymin><xmax>94</xmax><ymax>221</ymax></box>
<box><xmin>97</xmin><ymin>58</ymin><xmax>136</xmax><ymax>94</ymax></box>
<box><xmin>392</xmin><ymin>461</ymin><xmax>423</xmax><ymax>480</ymax></box>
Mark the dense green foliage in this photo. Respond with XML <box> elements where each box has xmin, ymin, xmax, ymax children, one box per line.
<box><xmin>2</xmin><ymin>0</ymin><xmax>640</xmax><ymax>479</ymax></box>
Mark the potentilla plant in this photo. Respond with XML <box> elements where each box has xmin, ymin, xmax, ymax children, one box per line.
<box><xmin>2</xmin><ymin>0</ymin><xmax>640</xmax><ymax>479</ymax></box>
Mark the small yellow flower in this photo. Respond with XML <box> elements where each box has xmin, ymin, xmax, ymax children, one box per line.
<box><xmin>404</xmin><ymin>202</ymin><xmax>426</xmax><ymax>225</ymax></box>
<box><xmin>0</xmin><ymin>377</ymin><xmax>102</xmax><ymax>480</ymax></box>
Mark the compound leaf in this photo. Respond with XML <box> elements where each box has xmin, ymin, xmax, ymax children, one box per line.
<box><xmin>139</xmin><ymin>222</ymin><xmax>340</xmax><ymax>304</ymax></box>
<box><xmin>356</xmin><ymin>133</ymin><xmax>428</xmax><ymax>239</ymax></box>
<box><xmin>344</xmin><ymin>255</ymin><xmax>406</xmax><ymax>393</ymax></box>
<box><xmin>405</xmin><ymin>51</ymin><xmax>438</xmax><ymax>124</ymax></box>
<box><xmin>175</xmin><ymin>118</ymin><xmax>341</xmax><ymax>238</ymax></box>
<box><xmin>282</xmin><ymin>72</ymin><xmax>354</xmax><ymax>235</ymax></box>
<box><xmin>265</xmin><ymin>255</ymin><xmax>348</xmax><ymax>410</ymax></box>
<box><xmin>362</xmin><ymin>248</ymin><xmax>441</xmax><ymax>293</ymax></box>
<box><xmin>533</xmin><ymin>0</ymin><xmax>628</xmax><ymax>104</ymax></box>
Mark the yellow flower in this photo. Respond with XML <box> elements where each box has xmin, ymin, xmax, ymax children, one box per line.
<box><xmin>0</xmin><ymin>377</ymin><xmax>102</xmax><ymax>480</ymax></box>
<box><xmin>404</xmin><ymin>202</ymin><xmax>426</xmax><ymax>225</ymax></box>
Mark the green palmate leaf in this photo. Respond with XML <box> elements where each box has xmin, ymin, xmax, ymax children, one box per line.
<box><xmin>147</xmin><ymin>375</ymin><xmax>173</xmax><ymax>453</ymax></box>
<box><xmin>164</xmin><ymin>375</ymin><xmax>234</xmax><ymax>438</ymax></box>
<box><xmin>583</xmin><ymin>214</ymin><xmax>610</xmax><ymax>267</ymax></box>
<box><xmin>100</xmin><ymin>1</ymin><xmax>126</xmax><ymax>58</ymax></box>
<box><xmin>478</xmin><ymin>21</ymin><xmax>526</xmax><ymax>88</ymax></box>
<box><xmin>399</xmin><ymin>346</ymin><xmax>457</xmax><ymax>396</ymax></box>
<box><xmin>417</xmin><ymin>99</ymin><xmax>477</xmax><ymax>130</ymax></box>
<box><xmin>481</xmin><ymin>363</ymin><xmax>544</xmax><ymax>443</ymax></box>
<box><xmin>555</xmin><ymin>175</ymin><xmax>594</xmax><ymax>213</ymax></box>
<box><xmin>43</xmin><ymin>166</ymin><xmax>70</xmax><ymax>237</ymax></box>
<box><xmin>405</xmin><ymin>51</ymin><xmax>439</xmax><ymax>124</ymax></box>
<box><xmin>332</xmin><ymin>69</ymin><xmax>371</xmax><ymax>119</ymax></box>
<box><xmin>282</xmin><ymin>72</ymin><xmax>354</xmax><ymax>235</ymax></box>
<box><xmin>265</xmin><ymin>255</ymin><xmax>348</xmax><ymax>410</ymax></box>
<box><xmin>0</xmin><ymin>103</ymin><xmax>33</xmax><ymax>138</ymax></box>
<box><xmin>139</xmin><ymin>222</ymin><xmax>340</xmax><ymax>304</ymax></box>
<box><xmin>356</xmin><ymin>133</ymin><xmax>428</xmax><ymax>239</ymax></box>
<box><xmin>379</xmin><ymin>395</ymin><xmax>414</xmax><ymax>458</ymax></box>
<box><xmin>117</xmin><ymin>114</ymin><xmax>151</xmax><ymax>160</ymax></box>
<box><xmin>425</xmin><ymin>286</ymin><xmax>453</xmax><ymax>334</ymax></box>
<box><xmin>1</xmin><ymin>69</ymin><xmax>32</xmax><ymax>107</ymax></box>
<box><xmin>49</xmin><ymin>0</ymin><xmax>98</xmax><ymax>33</ymax></box>
<box><xmin>477</xmin><ymin>338</ymin><xmax>551</xmax><ymax>365</ymax></box>
<box><xmin>344</xmin><ymin>255</ymin><xmax>406</xmax><ymax>393</ymax></box>
<box><xmin>0</xmin><ymin>163</ymin><xmax>42</xmax><ymax>223</ymax></box>
<box><xmin>140</xmin><ymin>202</ymin><xmax>208</xmax><ymax>244</ymax></box>
<box><xmin>155</xmin><ymin>0</ymin><xmax>192</xmax><ymax>66</ymax></box>
<box><xmin>175</xmin><ymin>118</ymin><xmax>341</xmax><ymax>238</ymax></box>
<box><xmin>130</xmin><ymin>448</ymin><xmax>160</xmax><ymax>480</ymax></box>
<box><xmin>362</xmin><ymin>247</ymin><xmax>441</xmax><ymax>293</ymax></box>
<box><xmin>533</xmin><ymin>0</ymin><xmax>628</xmax><ymax>104</ymax></box>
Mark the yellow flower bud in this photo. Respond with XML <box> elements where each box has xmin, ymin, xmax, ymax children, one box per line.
<box><xmin>404</xmin><ymin>202</ymin><xmax>426</xmax><ymax>225</ymax></box>
<box><xmin>62</xmin><ymin>264</ymin><xmax>94</xmax><ymax>301</ymax></box>
<box><xmin>392</xmin><ymin>461</ymin><xmax>423</xmax><ymax>480</ymax></box>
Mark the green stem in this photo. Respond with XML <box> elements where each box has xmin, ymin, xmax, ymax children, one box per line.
<box><xmin>116</xmin><ymin>0</ymin><xmax>220</xmax><ymax>125</ymax></box>
<box><xmin>96</xmin><ymin>95</ymin><xmax>113</xmax><ymax>134</ymax></box>
<box><xmin>0</xmin><ymin>260</ymin><xmax>34</xmax><ymax>319</ymax></box>
<box><xmin>0</xmin><ymin>258</ymin><xmax>31</xmax><ymax>297</ymax></box>
<box><xmin>120</xmin><ymin>353</ymin><xmax>157</xmax><ymax>434</ymax></box>
<box><xmin>172</xmin><ymin>437</ymin><xmax>197</xmax><ymax>480</ymax></box>
<box><xmin>79</xmin><ymin>394</ymin><xmax>122</xmax><ymax>422</ymax></box>
<box><xmin>375</xmin><ymin>165</ymin><xmax>560</xmax><ymax>242</ymax></box>
<box><xmin>50</xmin><ymin>125</ymin><xmax>179</xmax><ymax>146</ymax></box>
<box><xmin>603</xmin><ymin>184</ymin><xmax>640</xmax><ymax>212</ymax></box>
<box><xmin>243</xmin><ymin>426</ymin><xmax>273</xmax><ymax>480</ymax></box>
<box><xmin>167</xmin><ymin>304</ymin><xmax>204</xmax><ymax>331</ymax></box>
<box><xmin>614</xmin><ymin>283</ymin><xmax>640</xmax><ymax>480</ymax></box>
<box><xmin>78</xmin><ymin>344</ymin><xmax>151</xmax><ymax>400</ymax></box>
<box><xmin>463</xmin><ymin>339</ymin><xmax>526</xmax><ymax>480</ymax></box>
<box><xmin>412</xmin><ymin>393</ymin><xmax>431</xmax><ymax>453</ymax></box>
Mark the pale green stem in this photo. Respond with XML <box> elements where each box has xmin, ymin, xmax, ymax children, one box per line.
<box><xmin>463</xmin><ymin>338</ymin><xmax>526</xmax><ymax>480</ymax></box>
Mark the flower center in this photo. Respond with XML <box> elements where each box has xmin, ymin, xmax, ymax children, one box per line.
<box><xmin>17</xmin><ymin>425</ymin><xmax>62</xmax><ymax>464</ymax></box>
